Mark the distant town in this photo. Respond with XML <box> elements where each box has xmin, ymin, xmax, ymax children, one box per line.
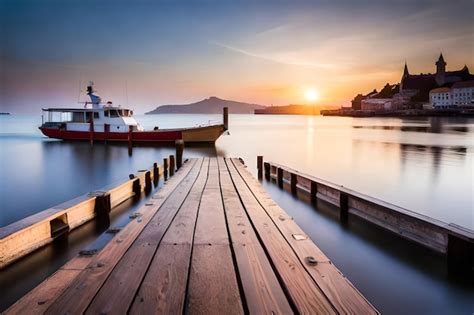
<box><xmin>322</xmin><ymin>53</ymin><xmax>474</xmax><ymax>117</ymax></box>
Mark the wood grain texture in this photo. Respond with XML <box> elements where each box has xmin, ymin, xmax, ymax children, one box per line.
<box><xmin>186</xmin><ymin>158</ymin><xmax>243</xmax><ymax>315</ymax></box>
<box><xmin>85</xmin><ymin>159</ymin><xmax>205</xmax><ymax>315</ymax></box>
<box><xmin>218</xmin><ymin>157</ymin><xmax>293</xmax><ymax>314</ymax></box>
<box><xmin>226</xmin><ymin>159</ymin><xmax>336</xmax><ymax>314</ymax></box>
<box><xmin>44</xmin><ymin>159</ymin><xmax>199</xmax><ymax>315</ymax></box>
<box><xmin>4</xmin><ymin>256</ymin><xmax>93</xmax><ymax>314</ymax></box>
<box><xmin>186</xmin><ymin>245</ymin><xmax>244</xmax><ymax>315</ymax></box>
<box><xmin>232</xmin><ymin>159</ymin><xmax>378</xmax><ymax>314</ymax></box>
<box><xmin>129</xmin><ymin>158</ymin><xmax>210</xmax><ymax>314</ymax></box>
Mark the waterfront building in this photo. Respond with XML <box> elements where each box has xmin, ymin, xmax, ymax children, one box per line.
<box><xmin>452</xmin><ymin>80</ymin><xmax>474</xmax><ymax>106</ymax></box>
<box><xmin>429</xmin><ymin>80</ymin><xmax>474</xmax><ymax>108</ymax></box>
<box><xmin>429</xmin><ymin>87</ymin><xmax>453</xmax><ymax>108</ymax></box>
<box><xmin>400</xmin><ymin>54</ymin><xmax>474</xmax><ymax>102</ymax></box>
<box><xmin>352</xmin><ymin>54</ymin><xmax>474</xmax><ymax>110</ymax></box>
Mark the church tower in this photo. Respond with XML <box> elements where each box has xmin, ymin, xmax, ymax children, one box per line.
<box><xmin>435</xmin><ymin>53</ymin><xmax>446</xmax><ymax>85</ymax></box>
<box><xmin>403</xmin><ymin>62</ymin><xmax>409</xmax><ymax>78</ymax></box>
<box><xmin>400</xmin><ymin>61</ymin><xmax>410</xmax><ymax>92</ymax></box>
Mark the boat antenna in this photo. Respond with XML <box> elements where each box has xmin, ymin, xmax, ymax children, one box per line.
<box><xmin>77</xmin><ymin>74</ymin><xmax>82</xmax><ymax>103</ymax></box>
<box><xmin>126</xmin><ymin>80</ymin><xmax>129</xmax><ymax>107</ymax></box>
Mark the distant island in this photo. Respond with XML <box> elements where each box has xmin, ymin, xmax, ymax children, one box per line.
<box><xmin>146</xmin><ymin>96</ymin><xmax>265</xmax><ymax>114</ymax></box>
<box><xmin>255</xmin><ymin>104</ymin><xmax>334</xmax><ymax>115</ymax></box>
<box><xmin>0</xmin><ymin>112</ymin><xmax>11</xmax><ymax>115</ymax></box>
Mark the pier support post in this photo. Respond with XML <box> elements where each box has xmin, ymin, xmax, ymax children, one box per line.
<box><xmin>447</xmin><ymin>234</ymin><xmax>474</xmax><ymax>275</ymax></box>
<box><xmin>129</xmin><ymin>175</ymin><xmax>141</xmax><ymax>198</ymax></box>
<box><xmin>153</xmin><ymin>162</ymin><xmax>159</xmax><ymax>186</ymax></box>
<box><xmin>277</xmin><ymin>168</ymin><xmax>284</xmax><ymax>188</ymax></box>
<box><xmin>93</xmin><ymin>192</ymin><xmax>111</xmax><ymax>226</ymax></box>
<box><xmin>290</xmin><ymin>173</ymin><xmax>297</xmax><ymax>195</ymax></box>
<box><xmin>310</xmin><ymin>181</ymin><xmax>317</xmax><ymax>203</ymax></box>
<box><xmin>163</xmin><ymin>158</ymin><xmax>169</xmax><ymax>180</ymax></box>
<box><xmin>89</xmin><ymin>121</ymin><xmax>94</xmax><ymax>146</ymax></box>
<box><xmin>264</xmin><ymin>162</ymin><xmax>270</xmax><ymax>180</ymax></box>
<box><xmin>339</xmin><ymin>192</ymin><xmax>349</xmax><ymax>223</ymax></box>
<box><xmin>257</xmin><ymin>156</ymin><xmax>263</xmax><ymax>179</ymax></box>
<box><xmin>169</xmin><ymin>155</ymin><xmax>175</xmax><ymax>176</ymax></box>
<box><xmin>104</xmin><ymin>124</ymin><xmax>110</xmax><ymax>144</ymax></box>
<box><xmin>144</xmin><ymin>171</ymin><xmax>152</xmax><ymax>193</ymax></box>
<box><xmin>176</xmin><ymin>140</ymin><xmax>184</xmax><ymax>170</ymax></box>
<box><xmin>128</xmin><ymin>126</ymin><xmax>133</xmax><ymax>156</ymax></box>
<box><xmin>223</xmin><ymin>107</ymin><xmax>229</xmax><ymax>131</ymax></box>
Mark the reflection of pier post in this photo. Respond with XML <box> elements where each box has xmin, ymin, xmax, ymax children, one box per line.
<box><xmin>89</xmin><ymin>121</ymin><xmax>94</xmax><ymax>145</ymax></box>
<box><xmin>128</xmin><ymin>126</ymin><xmax>133</xmax><ymax>156</ymax></box>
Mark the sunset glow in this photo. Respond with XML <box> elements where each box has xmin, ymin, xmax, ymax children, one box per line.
<box><xmin>304</xmin><ymin>89</ymin><xmax>319</xmax><ymax>103</ymax></box>
<box><xmin>1</xmin><ymin>0</ymin><xmax>473</xmax><ymax>114</ymax></box>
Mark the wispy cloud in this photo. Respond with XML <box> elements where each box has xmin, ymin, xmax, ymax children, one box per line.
<box><xmin>210</xmin><ymin>40</ymin><xmax>340</xmax><ymax>70</ymax></box>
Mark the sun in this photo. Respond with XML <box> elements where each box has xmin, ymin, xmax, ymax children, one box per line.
<box><xmin>304</xmin><ymin>88</ymin><xmax>319</xmax><ymax>103</ymax></box>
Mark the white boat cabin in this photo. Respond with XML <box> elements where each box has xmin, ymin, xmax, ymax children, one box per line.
<box><xmin>41</xmin><ymin>82</ymin><xmax>144</xmax><ymax>133</ymax></box>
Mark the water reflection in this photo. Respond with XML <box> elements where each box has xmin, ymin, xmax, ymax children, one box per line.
<box><xmin>353</xmin><ymin>116</ymin><xmax>473</xmax><ymax>134</ymax></box>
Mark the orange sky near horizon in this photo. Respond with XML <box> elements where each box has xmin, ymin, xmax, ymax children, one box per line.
<box><xmin>1</xmin><ymin>0</ymin><xmax>473</xmax><ymax>114</ymax></box>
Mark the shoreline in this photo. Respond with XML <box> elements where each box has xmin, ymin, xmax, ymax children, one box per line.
<box><xmin>320</xmin><ymin>108</ymin><xmax>474</xmax><ymax>118</ymax></box>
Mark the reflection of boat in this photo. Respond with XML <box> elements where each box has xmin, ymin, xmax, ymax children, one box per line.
<box><xmin>39</xmin><ymin>82</ymin><xmax>228</xmax><ymax>143</ymax></box>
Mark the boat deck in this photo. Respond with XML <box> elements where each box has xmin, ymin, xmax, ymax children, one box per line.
<box><xmin>6</xmin><ymin>157</ymin><xmax>378</xmax><ymax>314</ymax></box>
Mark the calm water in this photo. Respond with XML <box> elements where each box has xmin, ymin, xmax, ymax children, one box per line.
<box><xmin>1</xmin><ymin>114</ymin><xmax>473</xmax><ymax>313</ymax></box>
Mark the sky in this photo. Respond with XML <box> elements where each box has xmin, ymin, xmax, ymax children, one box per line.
<box><xmin>1</xmin><ymin>0</ymin><xmax>473</xmax><ymax>114</ymax></box>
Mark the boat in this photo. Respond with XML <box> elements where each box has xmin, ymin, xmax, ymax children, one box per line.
<box><xmin>39</xmin><ymin>82</ymin><xmax>228</xmax><ymax>144</ymax></box>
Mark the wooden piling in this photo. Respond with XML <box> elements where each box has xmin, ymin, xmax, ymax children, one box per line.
<box><xmin>223</xmin><ymin>107</ymin><xmax>229</xmax><ymax>131</ymax></box>
<box><xmin>257</xmin><ymin>156</ymin><xmax>263</xmax><ymax>179</ymax></box>
<box><xmin>264</xmin><ymin>162</ymin><xmax>270</xmax><ymax>180</ymax></box>
<box><xmin>339</xmin><ymin>192</ymin><xmax>349</xmax><ymax>223</ymax></box>
<box><xmin>128</xmin><ymin>176</ymin><xmax>141</xmax><ymax>198</ymax></box>
<box><xmin>104</xmin><ymin>124</ymin><xmax>110</xmax><ymax>144</ymax></box>
<box><xmin>169</xmin><ymin>155</ymin><xmax>175</xmax><ymax>176</ymax></box>
<box><xmin>93</xmin><ymin>192</ymin><xmax>111</xmax><ymax>225</ymax></box>
<box><xmin>128</xmin><ymin>126</ymin><xmax>133</xmax><ymax>155</ymax></box>
<box><xmin>277</xmin><ymin>168</ymin><xmax>283</xmax><ymax>188</ymax></box>
<box><xmin>176</xmin><ymin>140</ymin><xmax>184</xmax><ymax>169</ymax></box>
<box><xmin>163</xmin><ymin>158</ymin><xmax>169</xmax><ymax>180</ymax></box>
<box><xmin>290</xmin><ymin>173</ymin><xmax>297</xmax><ymax>195</ymax></box>
<box><xmin>310</xmin><ymin>181</ymin><xmax>317</xmax><ymax>203</ymax></box>
<box><xmin>153</xmin><ymin>162</ymin><xmax>159</xmax><ymax>186</ymax></box>
<box><xmin>144</xmin><ymin>171</ymin><xmax>152</xmax><ymax>192</ymax></box>
<box><xmin>89</xmin><ymin>121</ymin><xmax>94</xmax><ymax>145</ymax></box>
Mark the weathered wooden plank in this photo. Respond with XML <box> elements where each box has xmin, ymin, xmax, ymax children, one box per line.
<box><xmin>128</xmin><ymin>158</ymin><xmax>210</xmax><ymax>314</ymax></box>
<box><xmin>186</xmin><ymin>245</ymin><xmax>243</xmax><ymax>315</ymax></box>
<box><xmin>4</xmin><ymin>255</ymin><xmax>94</xmax><ymax>314</ymax></box>
<box><xmin>43</xmin><ymin>159</ymin><xmax>199</xmax><ymax>314</ymax></box>
<box><xmin>193</xmin><ymin>158</ymin><xmax>229</xmax><ymax>246</ymax></box>
<box><xmin>226</xmin><ymin>159</ymin><xmax>336</xmax><ymax>314</ymax></box>
<box><xmin>186</xmin><ymin>158</ymin><xmax>244</xmax><ymax>315</ymax></box>
<box><xmin>129</xmin><ymin>244</ymin><xmax>191</xmax><ymax>314</ymax></box>
<box><xmin>84</xmin><ymin>158</ymin><xmax>205</xmax><ymax>314</ymax></box>
<box><xmin>218</xmin><ymin>157</ymin><xmax>293</xmax><ymax>314</ymax></box>
<box><xmin>232</xmin><ymin>159</ymin><xmax>378</xmax><ymax>314</ymax></box>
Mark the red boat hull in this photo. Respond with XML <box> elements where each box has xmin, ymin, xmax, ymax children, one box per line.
<box><xmin>39</xmin><ymin>124</ymin><xmax>225</xmax><ymax>143</ymax></box>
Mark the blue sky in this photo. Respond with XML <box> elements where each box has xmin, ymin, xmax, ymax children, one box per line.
<box><xmin>1</xmin><ymin>0</ymin><xmax>473</xmax><ymax>113</ymax></box>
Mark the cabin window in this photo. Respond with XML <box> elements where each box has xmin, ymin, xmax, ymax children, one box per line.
<box><xmin>86</xmin><ymin>112</ymin><xmax>93</xmax><ymax>122</ymax></box>
<box><xmin>72</xmin><ymin>112</ymin><xmax>85</xmax><ymax>122</ymax></box>
<box><xmin>109</xmin><ymin>110</ymin><xmax>120</xmax><ymax>118</ymax></box>
<box><xmin>94</xmin><ymin>112</ymin><xmax>99</xmax><ymax>119</ymax></box>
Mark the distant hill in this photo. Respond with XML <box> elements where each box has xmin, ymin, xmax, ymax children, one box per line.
<box><xmin>254</xmin><ymin>104</ymin><xmax>333</xmax><ymax>115</ymax></box>
<box><xmin>146</xmin><ymin>96</ymin><xmax>265</xmax><ymax>114</ymax></box>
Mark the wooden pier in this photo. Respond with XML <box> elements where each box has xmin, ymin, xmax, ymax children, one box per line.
<box><xmin>259</xmin><ymin>158</ymin><xmax>474</xmax><ymax>275</ymax></box>
<box><xmin>5</xmin><ymin>157</ymin><xmax>378</xmax><ymax>314</ymax></box>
